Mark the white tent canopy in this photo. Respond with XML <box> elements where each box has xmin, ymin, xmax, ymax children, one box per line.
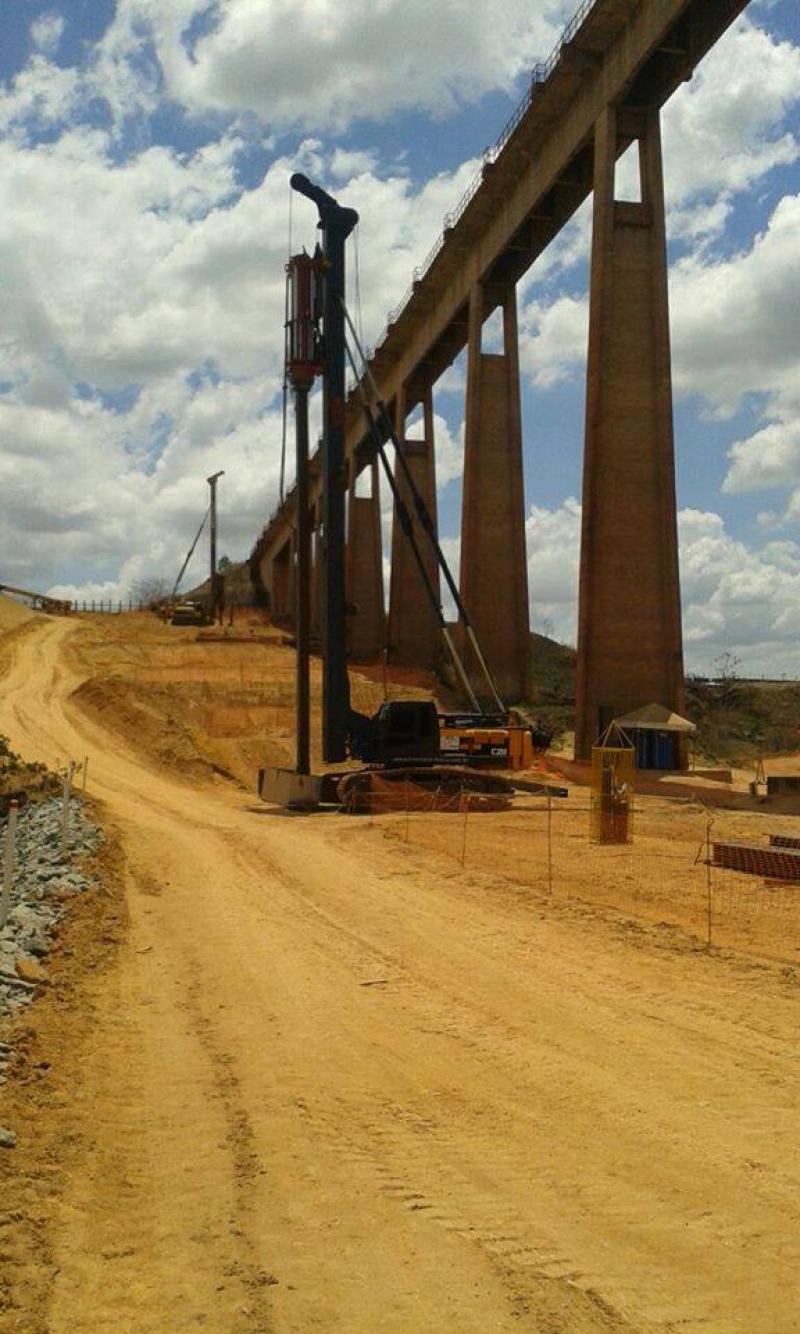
<box><xmin>613</xmin><ymin>703</ymin><xmax>696</xmax><ymax>735</ymax></box>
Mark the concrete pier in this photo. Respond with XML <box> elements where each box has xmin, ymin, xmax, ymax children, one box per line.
<box><xmin>459</xmin><ymin>282</ymin><xmax>530</xmax><ymax>702</ymax></box>
<box><xmin>387</xmin><ymin>385</ymin><xmax>441</xmax><ymax>668</ymax></box>
<box><xmin>270</xmin><ymin>537</ymin><xmax>293</xmax><ymax>621</ymax></box>
<box><xmin>575</xmin><ymin>105</ymin><xmax>684</xmax><ymax>759</ymax></box>
<box><xmin>346</xmin><ymin>458</ymin><xmax>385</xmax><ymax>658</ymax></box>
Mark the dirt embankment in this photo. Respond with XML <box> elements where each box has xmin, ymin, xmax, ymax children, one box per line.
<box><xmin>64</xmin><ymin>611</ymin><xmax>437</xmax><ymax>789</ymax></box>
<box><xmin>0</xmin><ymin>832</ymin><xmax>127</xmax><ymax>1331</ymax></box>
<box><xmin>0</xmin><ymin>597</ymin><xmax>42</xmax><ymax>675</ymax></box>
<box><xmin>0</xmin><ymin>595</ymin><xmax>40</xmax><ymax>635</ymax></box>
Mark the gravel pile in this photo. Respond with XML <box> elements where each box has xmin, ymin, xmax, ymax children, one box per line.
<box><xmin>0</xmin><ymin>796</ymin><xmax>103</xmax><ymax>1026</ymax></box>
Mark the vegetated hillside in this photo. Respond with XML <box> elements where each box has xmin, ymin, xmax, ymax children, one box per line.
<box><xmin>685</xmin><ymin>675</ymin><xmax>800</xmax><ymax>764</ymax></box>
<box><xmin>0</xmin><ymin>731</ymin><xmax>58</xmax><ymax>809</ymax></box>
<box><xmin>66</xmin><ymin>610</ymin><xmax>436</xmax><ymax>789</ymax></box>
<box><xmin>525</xmin><ymin>632</ymin><xmax>576</xmax><ymax>745</ymax></box>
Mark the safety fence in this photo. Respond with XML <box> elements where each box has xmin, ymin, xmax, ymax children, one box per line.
<box><xmin>72</xmin><ymin>599</ymin><xmax>146</xmax><ymax>614</ymax></box>
<box><xmin>356</xmin><ymin>789</ymin><xmax>800</xmax><ymax>967</ymax></box>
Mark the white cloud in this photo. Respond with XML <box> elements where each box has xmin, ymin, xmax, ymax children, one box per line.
<box><xmin>0</xmin><ymin>108</ymin><xmax>484</xmax><ymax>597</ymax></box>
<box><xmin>668</xmin><ymin>196</ymin><xmax>733</xmax><ymax>243</ymax></box>
<box><xmin>677</xmin><ymin>508</ymin><xmax>800</xmax><ymax>668</ymax></box>
<box><xmin>30</xmin><ymin>12</ymin><xmax>65</xmax><ymax>57</ymax></box>
<box><xmin>92</xmin><ymin>0</ymin><xmax>573</xmax><ymax>133</ymax></box>
<box><xmin>0</xmin><ymin>124</ymin><xmax>264</xmax><ymax>396</ymax></box>
<box><xmin>330</xmin><ymin>147</ymin><xmax>378</xmax><ymax>181</ymax></box>
<box><xmin>518</xmin><ymin>502</ymin><xmax>800</xmax><ymax>675</ymax></box>
<box><xmin>525</xmin><ymin>497</ymin><xmax>581</xmax><ymax>645</ymax></box>
<box><xmin>518</xmin><ymin>295</ymin><xmax>588</xmax><ymax>388</ymax></box>
<box><xmin>661</xmin><ymin>18</ymin><xmax>800</xmax><ymax>207</ymax></box>
<box><xmin>664</xmin><ymin>192</ymin><xmax>800</xmax><ymax>520</ymax></box>
<box><xmin>0</xmin><ymin>56</ymin><xmax>81</xmax><ymax>139</ymax></box>
<box><xmin>407</xmin><ymin>411</ymin><xmax>463</xmax><ymax>488</ymax></box>
<box><xmin>724</xmin><ymin>419</ymin><xmax>800</xmax><ymax>495</ymax></box>
<box><xmin>671</xmin><ymin>193</ymin><xmax>800</xmax><ymax>417</ymax></box>
<box><xmin>0</xmin><ymin>383</ymin><xmax>288</xmax><ymax>599</ymax></box>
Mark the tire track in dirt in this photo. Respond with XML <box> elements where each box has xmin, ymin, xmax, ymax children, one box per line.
<box><xmin>290</xmin><ymin>1089</ymin><xmax>644</xmax><ymax>1333</ymax></box>
<box><xmin>181</xmin><ymin>957</ymin><xmax>278</xmax><ymax>1330</ymax></box>
<box><xmin>42</xmin><ymin>854</ymin><xmax>277</xmax><ymax>1333</ymax></box>
<box><xmin>223</xmin><ymin>818</ymin><xmax>800</xmax><ymax>1331</ymax></box>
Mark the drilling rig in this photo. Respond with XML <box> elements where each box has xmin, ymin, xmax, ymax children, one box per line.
<box><xmin>259</xmin><ymin>174</ymin><xmax>563</xmax><ymax>810</ymax></box>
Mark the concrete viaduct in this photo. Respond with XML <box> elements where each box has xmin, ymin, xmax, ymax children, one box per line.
<box><xmin>250</xmin><ymin>0</ymin><xmax>750</xmax><ymax>758</ymax></box>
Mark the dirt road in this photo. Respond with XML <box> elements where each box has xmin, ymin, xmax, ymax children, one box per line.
<box><xmin>2</xmin><ymin>616</ymin><xmax>800</xmax><ymax>1332</ymax></box>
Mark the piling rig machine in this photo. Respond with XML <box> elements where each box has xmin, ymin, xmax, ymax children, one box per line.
<box><xmin>259</xmin><ymin>174</ymin><xmax>564</xmax><ymax>809</ymax></box>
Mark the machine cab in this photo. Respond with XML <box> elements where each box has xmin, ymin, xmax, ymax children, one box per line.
<box><xmin>366</xmin><ymin>700</ymin><xmax>440</xmax><ymax>764</ymax></box>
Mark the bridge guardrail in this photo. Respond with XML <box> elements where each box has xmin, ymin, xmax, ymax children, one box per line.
<box><xmin>365</xmin><ymin>0</ymin><xmax>600</xmax><ymax>361</ymax></box>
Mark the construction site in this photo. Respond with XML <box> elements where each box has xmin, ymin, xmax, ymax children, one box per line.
<box><xmin>2</xmin><ymin>0</ymin><xmax>800</xmax><ymax>1331</ymax></box>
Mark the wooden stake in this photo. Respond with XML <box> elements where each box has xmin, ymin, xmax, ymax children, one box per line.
<box><xmin>460</xmin><ymin>791</ymin><xmax>469</xmax><ymax>867</ymax></box>
<box><xmin>547</xmin><ymin>790</ymin><xmax>553</xmax><ymax>897</ymax></box>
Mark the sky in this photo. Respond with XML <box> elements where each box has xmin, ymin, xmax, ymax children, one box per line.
<box><xmin>1</xmin><ymin>0</ymin><xmax>799</xmax><ymax>676</ymax></box>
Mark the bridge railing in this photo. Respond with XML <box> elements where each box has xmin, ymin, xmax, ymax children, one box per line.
<box><xmin>359</xmin><ymin>0</ymin><xmax>599</xmax><ymax>371</ymax></box>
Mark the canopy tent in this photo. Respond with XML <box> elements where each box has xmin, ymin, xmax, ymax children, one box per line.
<box><xmin>613</xmin><ymin>703</ymin><xmax>696</xmax><ymax>735</ymax></box>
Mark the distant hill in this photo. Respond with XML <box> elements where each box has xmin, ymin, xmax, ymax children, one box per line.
<box><xmin>685</xmin><ymin>675</ymin><xmax>800</xmax><ymax>764</ymax></box>
<box><xmin>523</xmin><ymin>632</ymin><xmax>576</xmax><ymax>747</ymax></box>
<box><xmin>525</xmin><ymin>639</ymin><xmax>800</xmax><ymax>761</ymax></box>
<box><xmin>529</xmin><ymin>631</ymin><xmax>575</xmax><ymax>700</ymax></box>
<box><xmin>186</xmin><ymin>560</ymin><xmax>257</xmax><ymax>606</ymax></box>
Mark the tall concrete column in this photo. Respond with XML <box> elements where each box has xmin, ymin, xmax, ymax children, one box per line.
<box><xmin>387</xmin><ymin>384</ymin><xmax>441</xmax><ymax>668</ymax></box>
<box><xmin>271</xmin><ymin>538</ymin><xmax>292</xmax><ymax>621</ymax></box>
<box><xmin>346</xmin><ymin>457</ymin><xmax>385</xmax><ymax>659</ymax></box>
<box><xmin>459</xmin><ymin>282</ymin><xmax>530</xmax><ymax>702</ymax></box>
<box><xmin>574</xmin><ymin>105</ymin><xmax>684</xmax><ymax>759</ymax></box>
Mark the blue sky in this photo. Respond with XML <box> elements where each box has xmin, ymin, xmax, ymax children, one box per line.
<box><xmin>1</xmin><ymin>0</ymin><xmax>800</xmax><ymax>674</ymax></box>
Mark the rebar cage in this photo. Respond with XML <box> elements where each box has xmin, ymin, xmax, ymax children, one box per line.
<box><xmin>590</xmin><ymin>723</ymin><xmax>635</xmax><ymax>845</ymax></box>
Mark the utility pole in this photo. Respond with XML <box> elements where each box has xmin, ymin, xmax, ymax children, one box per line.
<box><xmin>207</xmin><ymin>470</ymin><xmax>225</xmax><ymax>623</ymax></box>
<box><xmin>290</xmin><ymin>173</ymin><xmax>358</xmax><ymax>763</ymax></box>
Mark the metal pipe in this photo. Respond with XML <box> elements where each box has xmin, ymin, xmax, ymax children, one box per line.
<box><xmin>171</xmin><ymin>507</ymin><xmax>209</xmax><ymax>604</ymax></box>
<box><xmin>291</xmin><ymin>173</ymin><xmax>358</xmax><ymax>762</ymax></box>
<box><xmin>294</xmin><ymin>387</ymin><xmax>311</xmax><ymax>774</ymax></box>
<box><xmin>207</xmin><ymin>470</ymin><xmax>225</xmax><ymax>623</ymax></box>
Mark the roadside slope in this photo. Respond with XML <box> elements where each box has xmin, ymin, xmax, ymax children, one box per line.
<box><xmin>0</xmin><ymin>617</ymin><xmax>798</xmax><ymax>1333</ymax></box>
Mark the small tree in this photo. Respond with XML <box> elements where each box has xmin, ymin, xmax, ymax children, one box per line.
<box><xmin>130</xmin><ymin>576</ymin><xmax>170</xmax><ymax>609</ymax></box>
<box><xmin>711</xmin><ymin>651</ymin><xmax>744</xmax><ymax>708</ymax></box>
